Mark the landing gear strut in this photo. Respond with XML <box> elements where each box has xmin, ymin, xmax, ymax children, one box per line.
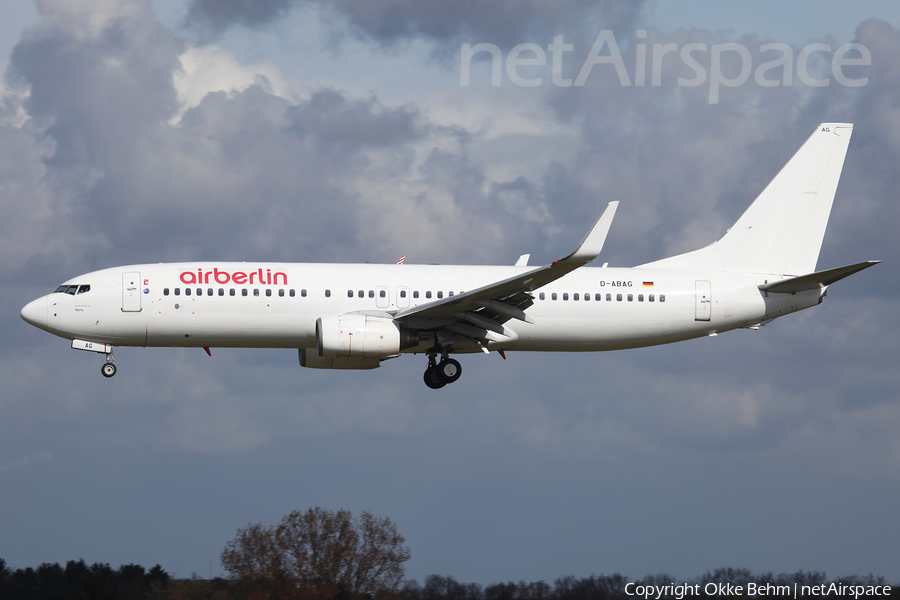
<box><xmin>423</xmin><ymin>348</ymin><xmax>462</xmax><ymax>389</ymax></box>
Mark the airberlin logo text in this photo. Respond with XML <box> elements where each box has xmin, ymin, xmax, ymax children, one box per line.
<box><xmin>179</xmin><ymin>268</ymin><xmax>288</xmax><ymax>286</ymax></box>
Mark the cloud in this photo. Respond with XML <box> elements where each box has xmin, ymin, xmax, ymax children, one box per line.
<box><xmin>185</xmin><ymin>0</ymin><xmax>648</xmax><ymax>55</ymax></box>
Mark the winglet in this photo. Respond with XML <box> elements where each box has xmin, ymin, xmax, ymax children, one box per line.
<box><xmin>561</xmin><ymin>201</ymin><xmax>618</xmax><ymax>264</ymax></box>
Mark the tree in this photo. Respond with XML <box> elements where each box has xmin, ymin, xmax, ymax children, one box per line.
<box><xmin>221</xmin><ymin>507</ymin><xmax>411</xmax><ymax>600</ymax></box>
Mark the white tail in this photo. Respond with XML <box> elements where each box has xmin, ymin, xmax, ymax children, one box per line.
<box><xmin>641</xmin><ymin>123</ymin><xmax>853</xmax><ymax>276</ymax></box>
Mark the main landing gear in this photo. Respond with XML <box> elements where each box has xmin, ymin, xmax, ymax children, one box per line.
<box><xmin>423</xmin><ymin>350</ymin><xmax>462</xmax><ymax>389</ymax></box>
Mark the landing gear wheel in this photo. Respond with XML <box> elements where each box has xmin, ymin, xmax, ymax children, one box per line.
<box><xmin>437</xmin><ymin>358</ymin><xmax>462</xmax><ymax>384</ymax></box>
<box><xmin>424</xmin><ymin>366</ymin><xmax>446</xmax><ymax>389</ymax></box>
<box><xmin>101</xmin><ymin>362</ymin><xmax>117</xmax><ymax>378</ymax></box>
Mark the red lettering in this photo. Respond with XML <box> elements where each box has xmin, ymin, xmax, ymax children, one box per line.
<box><xmin>178</xmin><ymin>268</ymin><xmax>286</xmax><ymax>286</ymax></box>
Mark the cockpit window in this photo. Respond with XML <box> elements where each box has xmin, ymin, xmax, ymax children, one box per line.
<box><xmin>54</xmin><ymin>284</ymin><xmax>90</xmax><ymax>295</ymax></box>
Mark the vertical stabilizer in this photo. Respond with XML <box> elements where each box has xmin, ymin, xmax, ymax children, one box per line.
<box><xmin>640</xmin><ymin>124</ymin><xmax>853</xmax><ymax>275</ymax></box>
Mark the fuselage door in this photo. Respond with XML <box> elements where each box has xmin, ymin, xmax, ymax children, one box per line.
<box><xmin>694</xmin><ymin>280</ymin><xmax>711</xmax><ymax>321</ymax></box>
<box><xmin>396</xmin><ymin>286</ymin><xmax>410</xmax><ymax>308</ymax></box>
<box><xmin>122</xmin><ymin>271</ymin><xmax>142</xmax><ymax>312</ymax></box>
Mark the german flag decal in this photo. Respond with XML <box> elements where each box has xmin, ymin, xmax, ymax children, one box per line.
<box><xmin>643</xmin><ymin>282</ymin><xmax>654</xmax><ymax>287</ymax></box>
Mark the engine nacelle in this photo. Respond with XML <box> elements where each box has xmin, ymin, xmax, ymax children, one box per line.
<box><xmin>316</xmin><ymin>314</ymin><xmax>418</xmax><ymax>359</ymax></box>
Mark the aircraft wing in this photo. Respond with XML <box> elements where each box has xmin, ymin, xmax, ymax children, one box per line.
<box><xmin>393</xmin><ymin>202</ymin><xmax>618</xmax><ymax>334</ymax></box>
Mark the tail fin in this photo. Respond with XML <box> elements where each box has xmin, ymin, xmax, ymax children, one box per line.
<box><xmin>640</xmin><ymin>123</ymin><xmax>853</xmax><ymax>275</ymax></box>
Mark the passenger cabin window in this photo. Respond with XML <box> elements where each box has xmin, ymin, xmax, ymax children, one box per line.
<box><xmin>539</xmin><ymin>292</ymin><xmax>545</xmax><ymax>300</ymax></box>
<box><xmin>279</xmin><ymin>289</ymin><xmax>284</xmax><ymax>297</ymax></box>
<box><xmin>400</xmin><ymin>290</ymin><xmax>407</xmax><ymax>298</ymax></box>
<box><xmin>325</xmin><ymin>289</ymin><xmax>331</xmax><ymax>297</ymax></box>
<box><xmin>266</xmin><ymin>289</ymin><xmax>272</xmax><ymax>297</ymax></box>
<box><xmin>185</xmin><ymin>288</ymin><xmax>191</xmax><ymax>296</ymax></box>
<box><xmin>437</xmin><ymin>291</ymin><xmax>443</xmax><ymax>299</ymax></box>
<box><xmin>254</xmin><ymin>289</ymin><xmax>260</xmax><ymax>297</ymax></box>
<box><xmin>413</xmin><ymin>291</ymin><xmax>419</xmax><ymax>298</ymax></box>
<box><xmin>164</xmin><ymin>288</ymin><xmax>169</xmax><ymax>296</ymax></box>
<box><xmin>660</xmin><ymin>294</ymin><xmax>666</xmax><ymax>302</ymax></box>
<box><xmin>380</xmin><ymin>290</ymin><xmax>386</xmax><ymax>298</ymax></box>
<box><xmin>552</xmin><ymin>293</ymin><xmax>557</xmax><ymax>300</ymax></box>
<box><xmin>218</xmin><ymin>289</ymin><xmax>224</xmax><ymax>296</ymax></box>
<box><xmin>242</xmin><ymin>289</ymin><xmax>248</xmax><ymax>297</ymax></box>
<box><xmin>638</xmin><ymin>294</ymin><xmax>643</xmax><ymax>302</ymax></box>
<box><xmin>207</xmin><ymin>288</ymin><xmax>213</xmax><ymax>296</ymax></box>
<box><xmin>175</xmin><ymin>288</ymin><xmax>181</xmax><ymax>296</ymax></box>
<box><xmin>230</xmin><ymin>289</ymin><xmax>236</xmax><ymax>296</ymax></box>
<box><xmin>426</xmin><ymin>291</ymin><xmax>432</xmax><ymax>299</ymax></box>
<box><xmin>358</xmin><ymin>290</ymin><xmax>364</xmax><ymax>298</ymax></box>
<box><xmin>649</xmin><ymin>294</ymin><xmax>655</xmax><ymax>302</ymax></box>
<box><xmin>301</xmin><ymin>289</ymin><xmax>307</xmax><ymax>297</ymax></box>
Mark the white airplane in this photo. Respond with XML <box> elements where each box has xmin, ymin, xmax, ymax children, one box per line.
<box><xmin>21</xmin><ymin>123</ymin><xmax>879</xmax><ymax>388</ymax></box>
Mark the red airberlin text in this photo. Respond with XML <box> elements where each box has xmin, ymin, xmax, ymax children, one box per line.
<box><xmin>179</xmin><ymin>268</ymin><xmax>288</xmax><ymax>286</ymax></box>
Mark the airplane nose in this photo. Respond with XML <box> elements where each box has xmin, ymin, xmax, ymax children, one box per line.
<box><xmin>21</xmin><ymin>296</ymin><xmax>48</xmax><ymax>329</ymax></box>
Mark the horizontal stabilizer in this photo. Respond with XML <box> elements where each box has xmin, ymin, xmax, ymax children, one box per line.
<box><xmin>759</xmin><ymin>260</ymin><xmax>881</xmax><ymax>294</ymax></box>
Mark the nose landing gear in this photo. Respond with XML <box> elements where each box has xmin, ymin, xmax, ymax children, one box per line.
<box><xmin>101</xmin><ymin>350</ymin><xmax>117</xmax><ymax>378</ymax></box>
<box><xmin>423</xmin><ymin>349</ymin><xmax>462</xmax><ymax>389</ymax></box>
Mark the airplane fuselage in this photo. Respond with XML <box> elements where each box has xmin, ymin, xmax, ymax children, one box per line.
<box><xmin>23</xmin><ymin>261</ymin><xmax>819</xmax><ymax>353</ymax></box>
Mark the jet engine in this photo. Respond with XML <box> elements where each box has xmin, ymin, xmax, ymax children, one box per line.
<box><xmin>316</xmin><ymin>313</ymin><xmax>418</xmax><ymax>359</ymax></box>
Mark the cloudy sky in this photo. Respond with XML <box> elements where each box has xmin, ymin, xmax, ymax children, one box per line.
<box><xmin>1</xmin><ymin>0</ymin><xmax>899</xmax><ymax>584</ymax></box>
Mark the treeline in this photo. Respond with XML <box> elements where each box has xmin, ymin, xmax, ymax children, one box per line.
<box><xmin>0</xmin><ymin>558</ymin><xmax>171</xmax><ymax>599</ymax></box>
<box><xmin>2</xmin><ymin>562</ymin><xmax>898</xmax><ymax>600</ymax></box>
